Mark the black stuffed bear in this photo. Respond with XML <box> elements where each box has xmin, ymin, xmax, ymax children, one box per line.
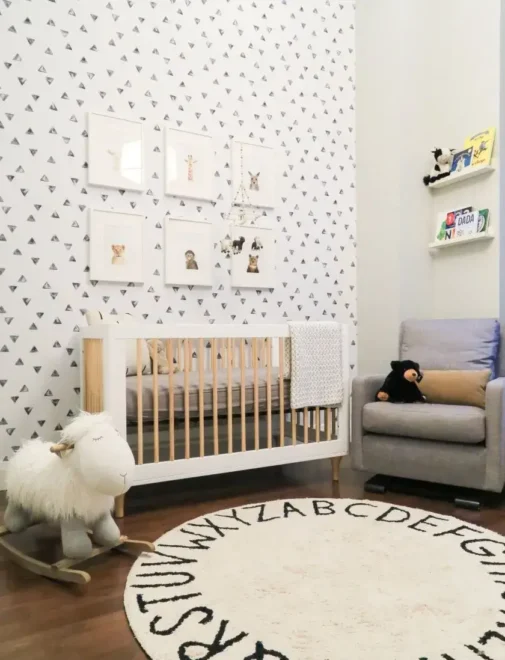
<box><xmin>376</xmin><ymin>360</ymin><xmax>426</xmax><ymax>404</ymax></box>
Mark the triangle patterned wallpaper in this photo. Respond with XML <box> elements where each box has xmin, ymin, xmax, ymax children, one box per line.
<box><xmin>0</xmin><ymin>0</ymin><xmax>356</xmax><ymax>459</ymax></box>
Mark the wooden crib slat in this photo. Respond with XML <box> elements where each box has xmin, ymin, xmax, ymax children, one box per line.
<box><xmin>315</xmin><ymin>406</ymin><xmax>320</xmax><ymax>443</ymax></box>
<box><xmin>136</xmin><ymin>339</ymin><xmax>144</xmax><ymax>465</ymax></box>
<box><xmin>291</xmin><ymin>410</ymin><xmax>296</xmax><ymax>445</ymax></box>
<box><xmin>266</xmin><ymin>337</ymin><xmax>272</xmax><ymax>449</ymax></box>
<box><xmin>303</xmin><ymin>408</ymin><xmax>308</xmax><ymax>444</ymax></box>
<box><xmin>166</xmin><ymin>339</ymin><xmax>175</xmax><ymax>461</ymax></box>
<box><xmin>326</xmin><ymin>407</ymin><xmax>332</xmax><ymax>441</ymax></box>
<box><xmin>253</xmin><ymin>338</ymin><xmax>259</xmax><ymax>450</ymax></box>
<box><xmin>199</xmin><ymin>337</ymin><xmax>205</xmax><ymax>458</ymax></box>
<box><xmin>279</xmin><ymin>338</ymin><xmax>285</xmax><ymax>447</ymax></box>
<box><xmin>178</xmin><ymin>339</ymin><xmax>183</xmax><ymax>370</ymax></box>
<box><xmin>230</xmin><ymin>339</ymin><xmax>235</xmax><ymax>368</ymax></box>
<box><xmin>152</xmin><ymin>341</ymin><xmax>159</xmax><ymax>463</ymax></box>
<box><xmin>227</xmin><ymin>337</ymin><xmax>233</xmax><ymax>454</ymax></box>
<box><xmin>212</xmin><ymin>339</ymin><xmax>218</xmax><ymax>455</ymax></box>
<box><xmin>240</xmin><ymin>338</ymin><xmax>246</xmax><ymax>452</ymax></box>
<box><xmin>184</xmin><ymin>339</ymin><xmax>190</xmax><ymax>460</ymax></box>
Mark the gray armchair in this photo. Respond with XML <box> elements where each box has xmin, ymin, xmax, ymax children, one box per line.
<box><xmin>351</xmin><ymin>319</ymin><xmax>505</xmax><ymax>499</ymax></box>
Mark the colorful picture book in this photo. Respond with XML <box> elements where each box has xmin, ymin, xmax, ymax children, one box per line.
<box><xmin>451</xmin><ymin>148</ymin><xmax>473</xmax><ymax>173</ymax></box>
<box><xmin>435</xmin><ymin>207</ymin><xmax>490</xmax><ymax>242</ymax></box>
<box><xmin>464</xmin><ymin>128</ymin><xmax>495</xmax><ymax>167</ymax></box>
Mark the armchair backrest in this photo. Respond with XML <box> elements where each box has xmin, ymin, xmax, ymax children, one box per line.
<box><xmin>400</xmin><ymin>319</ymin><xmax>501</xmax><ymax>379</ymax></box>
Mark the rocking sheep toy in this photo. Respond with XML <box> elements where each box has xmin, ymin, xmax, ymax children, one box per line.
<box><xmin>0</xmin><ymin>411</ymin><xmax>154</xmax><ymax>584</ymax></box>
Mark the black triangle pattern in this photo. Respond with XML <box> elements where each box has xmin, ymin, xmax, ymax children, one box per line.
<box><xmin>0</xmin><ymin>0</ymin><xmax>356</xmax><ymax>460</ymax></box>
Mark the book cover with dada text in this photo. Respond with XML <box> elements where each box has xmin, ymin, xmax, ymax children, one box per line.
<box><xmin>450</xmin><ymin>148</ymin><xmax>473</xmax><ymax>173</ymax></box>
<box><xmin>437</xmin><ymin>207</ymin><xmax>472</xmax><ymax>241</ymax></box>
<box><xmin>464</xmin><ymin>128</ymin><xmax>496</xmax><ymax>167</ymax></box>
<box><xmin>436</xmin><ymin>207</ymin><xmax>489</xmax><ymax>242</ymax></box>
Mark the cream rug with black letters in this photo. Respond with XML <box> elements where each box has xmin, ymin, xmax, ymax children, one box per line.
<box><xmin>124</xmin><ymin>498</ymin><xmax>505</xmax><ymax>659</ymax></box>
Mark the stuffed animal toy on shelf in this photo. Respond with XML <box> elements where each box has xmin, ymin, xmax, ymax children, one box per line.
<box><xmin>376</xmin><ymin>360</ymin><xmax>426</xmax><ymax>404</ymax></box>
<box><xmin>423</xmin><ymin>147</ymin><xmax>455</xmax><ymax>186</ymax></box>
<box><xmin>4</xmin><ymin>411</ymin><xmax>135</xmax><ymax>559</ymax></box>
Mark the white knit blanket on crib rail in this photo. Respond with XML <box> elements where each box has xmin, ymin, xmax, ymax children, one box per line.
<box><xmin>284</xmin><ymin>321</ymin><xmax>344</xmax><ymax>410</ymax></box>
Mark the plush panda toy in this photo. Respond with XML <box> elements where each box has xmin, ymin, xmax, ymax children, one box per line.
<box><xmin>423</xmin><ymin>147</ymin><xmax>455</xmax><ymax>186</ymax></box>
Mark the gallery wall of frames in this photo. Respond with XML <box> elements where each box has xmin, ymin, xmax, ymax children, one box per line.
<box><xmin>0</xmin><ymin>0</ymin><xmax>356</xmax><ymax>458</ymax></box>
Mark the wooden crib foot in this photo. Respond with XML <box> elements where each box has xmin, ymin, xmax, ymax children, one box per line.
<box><xmin>114</xmin><ymin>495</ymin><xmax>125</xmax><ymax>519</ymax></box>
<box><xmin>331</xmin><ymin>456</ymin><xmax>342</xmax><ymax>483</ymax></box>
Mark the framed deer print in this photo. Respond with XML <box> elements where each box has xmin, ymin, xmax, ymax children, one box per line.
<box><xmin>231</xmin><ymin>225</ymin><xmax>276</xmax><ymax>289</ymax></box>
<box><xmin>231</xmin><ymin>138</ymin><xmax>276</xmax><ymax>208</ymax></box>
<box><xmin>88</xmin><ymin>113</ymin><xmax>144</xmax><ymax>192</ymax></box>
<box><xmin>164</xmin><ymin>217</ymin><xmax>213</xmax><ymax>287</ymax></box>
<box><xmin>165</xmin><ymin>128</ymin><xmax>215</xmax><ymax>201</ymax></box>
<box><xmin>89</xmin><ymin>209</ymin><xmax>144</xmax><ymax>283</ymax></box>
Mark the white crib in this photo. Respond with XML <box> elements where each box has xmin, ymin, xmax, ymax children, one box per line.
<box><xmin>79</xmin><ymin>323</ymin><xmax>350</xmax><ymax>516</ymax></box>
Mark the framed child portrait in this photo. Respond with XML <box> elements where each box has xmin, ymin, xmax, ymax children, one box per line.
<box><xmin>164</xmin><ymin>217</ymin><xmax>213</xmax><ymax>287</ymax></box>
<box><xmin>89</xmin><ymin>209</ymin><xmax>144</xmax><ymax>283</ymax></box>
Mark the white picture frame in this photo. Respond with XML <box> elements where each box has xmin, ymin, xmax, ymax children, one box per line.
<box><xmin>165</xmin><ymin>127</ymin><xmax>215</xmax><ymax>201</ymax></box>
<box><xmin>231</xmin><ymin>225</ymin><xmax>276</xmax><ymax>289</ymax></box>
<box><xmin>88</xmin><ymin>113</ymin><xmax>144</xmax><ymax>192</ymax></box>
<box><xmin>231</xmin><ymin>138</ymin><xmax>276</xmax><ymax>208</ymax></box>
<box><xmin>164</xmin><ymin>217</ymin><xmax>213</xmax><ymax>287</ymax></box>
<box><xmin>89</xmin><ymin>209</ymin><xmax>144</xmax><ymax>283</ymax></box>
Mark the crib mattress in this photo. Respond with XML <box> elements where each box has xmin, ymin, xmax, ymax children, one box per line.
<box><xmin>126</xmin><ymin>367</ymin><xmax>291</xmax><ymax>422</ymax></box>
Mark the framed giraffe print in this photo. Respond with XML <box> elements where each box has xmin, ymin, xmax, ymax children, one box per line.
<box><xmin>165</xmin><ymin>128</ymin><xmax>215</xmax><ymax>202</ymax></box>
<box><xmin>88</xmin><ymin>113</ymin><xmax>144</xmax><ymax>192</ymax></box>
<box><xmin>231</xmin><ymin>138</ymin><xmax>277</xmax><ymax>208</ymax></box>
<box><xmin>89</xmin><ymin>209</ymin><xmax>144</xmax><ymax>284</ymax></box>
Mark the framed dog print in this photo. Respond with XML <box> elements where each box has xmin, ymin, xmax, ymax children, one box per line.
<box><xmin>88</xmin><ymin>113</ymin><xmax>144</xmax><ymax>191</ymax></box>
<box><xmin>89</xmin><ymin>209</ymin><xmax>144</xmax><ymax>283</ymax></box>
<box><xmin>231</xmin><ymin>139</ymin><xmax>276</xmax><ymax>208</ymax></box>
<box><xmin>231</xmin><ymin>226</ymin><xmax>276</xmax><ymax>289</ymax></box>
<box><xmin>164</xmin><ymin>217</ymin><xmax>213</xmax><ymax>287</ymax></box>
<box><xmin>165</xmin><ymin>128</ymin><xmax>215</xmax><ymax>201</ymax></box>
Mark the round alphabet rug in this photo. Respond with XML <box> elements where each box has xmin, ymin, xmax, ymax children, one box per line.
<box><xmin>124</xmin><ymin>498</ymin><xmax>505</xmax><ymax>659</ymax></box>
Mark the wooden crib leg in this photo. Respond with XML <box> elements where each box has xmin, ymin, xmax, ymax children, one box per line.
<box><xmin>114</xmin><ymin>495</ymin><xmax>125</xmax><ymax>519</ymax></box>
<box><xmin>331</xmin><ymin>457</ymin><xmax>342</xmax><ymax>483</ymax></box>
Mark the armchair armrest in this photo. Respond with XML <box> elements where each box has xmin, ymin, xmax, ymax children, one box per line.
<box><xmin>351</xmin><ymin>375</ymin><xmax>384</xmax><ymax>470</ymax></box>
<box><xmin>484</xmin><ymin>377</ymin><xmax>505</xmax><ymax>492</ymax></box>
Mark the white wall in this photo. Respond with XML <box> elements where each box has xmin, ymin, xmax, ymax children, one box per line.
<box><xmin>357</xmin><ymin>0</ymin><xmax>501</xmax><ymax>374</ymax></box>
<box><xmin>0</xmin><ymin>0</ymin><xmax>356</xmax><ymax>462</ymax></box>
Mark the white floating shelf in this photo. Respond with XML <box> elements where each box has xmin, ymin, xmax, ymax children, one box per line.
<box><xmin>428</xmin><ymin>164</ymin><xmax>494</xmax><ymax>190</ymax></box>
<box><xmin>429</xmin><ymin>231</ymin><xmax>494</xmax><ymax>251</ymax></box>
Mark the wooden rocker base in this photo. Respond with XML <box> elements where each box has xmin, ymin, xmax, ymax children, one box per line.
<box><xmin>0</xmin><ymin>525</ymin><xmax>155</xmax><ymax>585</ymax></box>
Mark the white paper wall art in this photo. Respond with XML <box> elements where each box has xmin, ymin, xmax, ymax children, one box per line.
<box><xmin>90</xmin><ymin>209</ymin><xmax>144</xmax><ymax>283</ymax></box>
<box><xmin>232</xmin><ymin>139</ymin><xmax>277</xmax><ymax>208</ymax></box>
<box><xmin>164</xmin><ymin>218</ymin><xmax>214</xmax><ymax>287</ymax></box>
<box><xmin>165</xmin><ymin>128</ymin><xmax>215</xmax><ymax>201</ymax></box>
<box><xmin>231</xmin><ymin>225</ymin><xmax>276</xmax><ymax>289</ymax></box>
<box><xmin>88</xmin><ymin>113</ymin><xmax>144</xmax><ymax>191</ymax></box>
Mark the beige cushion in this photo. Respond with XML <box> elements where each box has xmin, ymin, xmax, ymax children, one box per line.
<box><xmin>419</xmin><ymin>370</ymin><xmax>491</xmax><ymax>409</ymax></box>
<box><xmin>85</xmin><ymin>310</ymin><xmax>150</xmax><ymax>376</ymax></box>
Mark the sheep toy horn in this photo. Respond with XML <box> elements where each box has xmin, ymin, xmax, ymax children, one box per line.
<box><xmin>50</xmin><ymin>442</ymin><xmax>73</xmax><ymax>455</ymax></box>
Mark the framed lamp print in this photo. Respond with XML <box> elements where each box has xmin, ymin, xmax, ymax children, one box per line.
<box><xmin>231</xmin><ymin>225</ymin><xmax>276</xmax><ymax>289</ymax></box>
<box><xmin>231</xmin><ymin>138</ymin><xmax>277</xmax><ymax>208</ymax></box>
<box><xmin>164</xmin><ymin>217</ymin><xmax>213</xmax><ymax>287</ymax></box>
<box><xmin>88</xmin><ymin>113</ymin><xmax>144</xmax><ymax>191</ymax></box>
<box><xmin>165</xmin><ymin>128</ymin><xmax>215</xmax><ymax>201</ymax></box>
<box><xmin>89</xmin><ymin>209</ymin><xmax>144</xmax><ymax>283</ymax></box>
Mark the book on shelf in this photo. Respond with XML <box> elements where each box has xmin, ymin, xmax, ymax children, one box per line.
<box><xmin>464</xmin><ymin>128</ymin><xmax>495</xmax><ymax>167</ymax></box>
<box><xmin>435</xmin><ymin>207</ymin><xmax>489</xmax><ymax>243</ymax></box>
<box><xmin>450</xmin><ymin>148</ymin><xmax>473</xmax><ymax>174</ymax></box>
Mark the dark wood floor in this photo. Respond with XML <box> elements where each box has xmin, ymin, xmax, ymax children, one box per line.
<box><xmin>1</xmin><ymin>457</ymin><xmax>505</xmax><ymax>660</ymax></box>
